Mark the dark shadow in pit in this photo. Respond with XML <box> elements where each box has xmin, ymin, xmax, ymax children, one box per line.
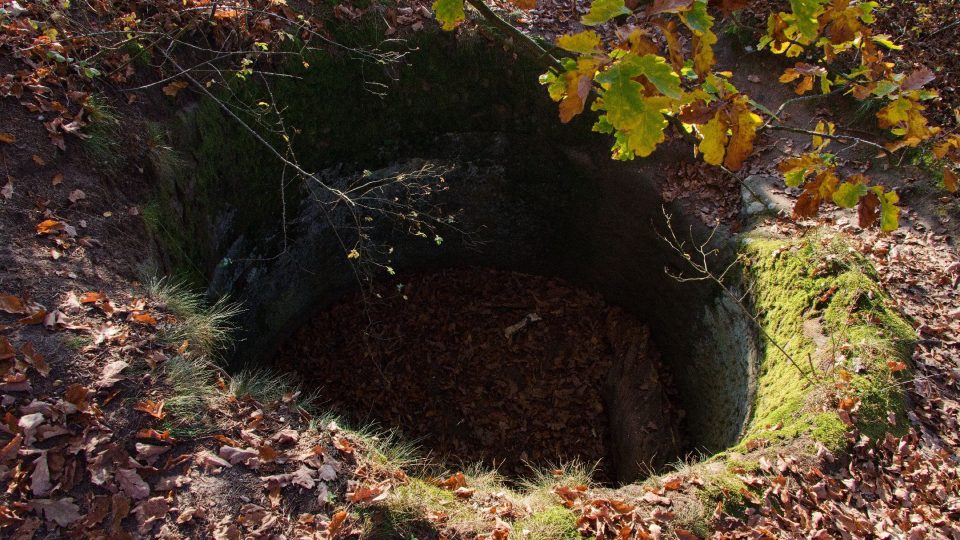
<box><xmin>272</xmin><ymin>267</ymin><xmax>685</xmax><ymax>482</ymax></box>
<box><xmin>158</xmin><ymin>30</ymin><xmax>760</xmax><ymax>483</ymax></box>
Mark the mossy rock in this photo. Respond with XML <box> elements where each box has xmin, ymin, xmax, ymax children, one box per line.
<box><xmin>737</xmin><ymin>231</ymin><xmax>914</xmax><ymax>452</ymax></box>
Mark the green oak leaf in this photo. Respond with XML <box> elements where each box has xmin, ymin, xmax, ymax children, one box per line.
<box><xmin>877</xmin><ymin>187</ymin><xmax>900</xmax><ymax>232</ymax></box>
<box><xmin>595</xmin><ymin>61</ymin><xmax>672</xmax><ymax>158</ymax></box>
<box><xmin>557</xmin><ymin>31</ymin><xmax>602</xmax><ymax>54</ymax></box>
<box><xmin>632</xmin><ymin>54</ymin><xmax>682</xmax><ymax>99</ymax></box>
<box><xmin>681</xmin><ymin>0</ymin><xmax>713</xmax><ymax>34</ymax></box>
<box><xmin>596</xmin><ymin>53</ymin><xmax>682</xmax><ymax>99</ymax></box>
<box><xmin>582</xmin><ymin>0</ymin><xmax>631</xmax><ymax>26</ymax></box>
<box><xmin>432</xmin><ymin>0</ymin><xmax>465</xmax><ymax>30</ymax></box>
<box><xmin>789</xmin><ymin>0</ymin><xmax>827</xmax><ymax>40</ymax></box>
<box><xmin>832</xmin><ymin>181</ymin><xmax>868</xmax><ymax>208</ymax></box>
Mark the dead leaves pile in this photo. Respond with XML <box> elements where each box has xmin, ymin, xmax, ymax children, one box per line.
<box><xmin>0</xmin><ymin>281</ymin><xmax>404</xmax><ymax>538</ymax></box>
<box><xmin>844</xmin><ymin>226</ymin><xmax>960</xmax><ymax>450</ymax></box>
<box><xmin>713</xmin><ymin>432</ymin><xmax>960</xmax><ymax>538</ymax></box>
<box><xmin>661</xmin><ymin>162</ymin><xmax>743</xmax><ymax>227</ymax></box>
<box><xmin>0</xmin><ymin>288</ymin><xmax>179</xmax><ymax>536</ymax></box>
<box><xmin>275</xmin><ymin>267</ymin><xmax>678</xmax><ymax>479</ymax></box>
<box><xmin>555</xmin><ymin>478</ymin><xmax>698</xmax><ymax>540</ymax></box>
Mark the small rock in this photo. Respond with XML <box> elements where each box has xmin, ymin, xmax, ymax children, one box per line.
<box><xmin>746</xmin><ymin>201</ymin><xmax>767</xmax><ymax>215</ymax></box>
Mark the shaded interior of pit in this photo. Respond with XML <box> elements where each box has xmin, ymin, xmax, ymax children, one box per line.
<box><xmin>151</xmin><ymin>29</ymin><xmax>762</xmax><ymax>484</ymax></box>
<box><xmin>273</xmin><ymin>268</ymin><xmax>684</xmax><ymax>481</ymax></box>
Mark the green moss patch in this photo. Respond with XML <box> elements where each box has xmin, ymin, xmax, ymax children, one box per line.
<box><xmin>514</xmin><ymin>505</ymin><xmax>579</xmax><ymax>540</ymax></box>
<box><xmin>739</xmin><ymin>232</ymin><xmax>915</xmax><ymax>451</ymax></box>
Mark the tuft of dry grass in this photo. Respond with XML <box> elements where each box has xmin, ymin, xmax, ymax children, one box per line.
<box><xmin>147</xmin><ymin>277</ymin><xmax>242</xmax><ymax>358</ymax></box>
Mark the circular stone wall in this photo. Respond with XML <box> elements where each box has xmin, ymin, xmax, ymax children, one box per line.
<box><xmin>153</xmin><ymin>30</ymin><xmax>761</xmax><ymax>483</ymax></box>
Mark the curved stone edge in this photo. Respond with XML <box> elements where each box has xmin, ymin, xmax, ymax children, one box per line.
<box><xmin>600</xmin><ymin>227</ymin><xmax>917</xmax><ymax>536</ymax></box>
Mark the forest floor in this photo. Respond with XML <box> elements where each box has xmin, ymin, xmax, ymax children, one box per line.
<box><xmin>0</xmin><ymin>0</ymin><xmax>959</xmax><ymax>539</ymax></box>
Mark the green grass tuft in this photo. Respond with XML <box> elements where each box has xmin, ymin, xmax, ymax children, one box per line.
<box><xmin>164</xmin><ymin>356</ymin><xmax>217</xmax><ymax>421</ymax></box>
<box><xmin>514</xmin><ymin>505</ymin><xmax>579</xmax><ymax>540</ymax></box>
<box><xmin>146</xmin><ymin>122</ymin><xmax>188</xmax><ymax>182</ymax></box>
<box><xmin>147</xmin><ymin>277</ymin><xmax>242</xmax><ymax>358</ymax></box>
<box><xmin>227</xmin><ymin>367</ymin><xmax>316</xmax><ymax>409</ymax></box>
<box><xmin>80</xmin><ymin>95</ymin><xmax>123</xmax><ymax>168</ymax></box>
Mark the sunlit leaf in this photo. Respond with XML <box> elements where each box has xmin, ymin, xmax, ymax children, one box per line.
<box><xmin>582</xmin><ymin>0</ymin><xmax>631</xmax><ymax>26</ymax></box>
<box><xmin>647</xmin><ymin>0</ymin><xmax>694</xmax><ymax>16</ymax></box>
<box><xmin>832</xmin><ymin>180</ymin><xmax>868</xmax><ymax>208</ymax></box>
<box><xmin>944</xmin><ymin>168</ymin><xmax>959</xmax><ymax>193</ymax></box>
<box><xmin>556</xmin><ymin>31</ymin><xmax>602</xmax><ymax>54</ymax></box>
<box><xmin>699</xmin><ymin>115</ymin><xmax>729</xmax><ymax>166</ymax></box>
<box><xmin>432</xmin><ymin>0</ymin><xmax>465</xmax><ymax>30</ymax></box>
<box><xmin>877</xmin><ymin>187</ymin><xmax>900</xmax><ymax>232</ymax></box>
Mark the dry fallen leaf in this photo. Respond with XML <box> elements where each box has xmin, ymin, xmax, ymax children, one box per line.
<box><xmin>887</xmin><ymin>361</ymin><xmax>908</xmax><ymax>372</ymax></box>
<box><xmin>68</xmin><ymin>189</ymin><xmax>85</xmax><ymax>203</ymax></box>
<box><xmin>317</xmin><ymin>463</ymin><xmax>337</xmax><ymax>481</ymax></box>
<box><xmin>130</xmin><ymin>312</ymin><xmax>158</xmax><ymax>325</ymax></box>
<box><xmin>219</xmin><ymin>445</ymin><xmax>257</xmax><ymax>466</ymax></box>
<box><xmin>20</xmin><ymin>342</ymin><xmax>50</xmax><ymax>377</ymax></box>
<box><xmin>133</xmin><ymin>496</ymin><xmax>169</xmax><ymax>533</ymax></box>
<box><xmin>258</xmin><ymin>445</ymin><xmax>279</xmax><ymax>462</ymax></box>
<box><xmin>52</xmin><ymin>173</ymin><xmax>63</xmax><ymax>186</ymax></box>
<box><xmin>30</xmin><ymin>498</ymin><xmax>81</xmax><ymax>527</ymax></box>
<box><xmin>0</xmin><ymin>294</ymin><xmax>26</xmax><ymax>314</ymax></box>
<box><xmin>162</xmin><ymin>80</ymin><xmax>188</xmax><ymax>97</ymax></box>
<box><xmin>79</xmin><ymin>291</ymin><xmax>105</xmax><ymax>304</ymax></box>
<box><xmin>640</xmin><ymin>491</ymin><xmax>672</xmax><ymax>505</ymax></box>
<box><xmin>36</xmin><ymin>219</ymin><xmax>65</xmax><ymax>235</ymax></box>
<box><xmin>136</xmin><ymin>429</ymin><xmax>175</xmax><ymax>444</ymax></box>
<box><xmin>31</xmin><ymin>452</ymin><xmax>52</xmax><ymax>497</ymax></box>
<box><xmin>0</xmin><ymin>336</ymin><xmax>16</xmax><ymax>360</ymax></box>
<box><xmin>662</xmin><ymin>477</ymin><xmax>682</xmax><ymax>491</ymax></box>
<box><xmin>347</xmin><ymin>484</ymin><xmax>387</xmax><ymax>503</ymax></box>
<box><xmin>134</xmin><ymin>399</ymin><xmax>166</xmax><ymax>419</ymax></box>
<box><xmin>198</xmin><ymin>451</ymin><xmax>232</xmax><ymax>473</ymax></box>
<box><xmin>0</xmin><ymin>132</ymin><xmax>15</xmax><ymax>144</ymax></box>
<box><xmin>334</xmin><ymin>436</ymin><xmax>354</xmax><ymax>454</ymax></box>
<box><xmin>437</xmin><ymin>472</ymin><xmax>466</xmax><ymax>490</ymax></box>
<box><xmin>116</xmin><ymin>469</ymin><xmax>150</xmax><ymax>500</ymax></box>
<box><xmin>64</xmin><ymin>384</ymin><xmax>92</xmax><ymax>411</ymax></box>
<box><xmin>17</xmin><ymin>309</ymin><xmax>47</xmax><ymax>326</ymax></box>
<box><xmin>267</xmin><ymin>483</ymin><xmax>282</xmax><ymax>508</ymax></box>
<box><xmin>135</xmin><ymin>443</ymin><xmax>169</xmax><ymax>461</ymax></box>
<box><xmin>0</xmin><ymin>434</ymin><xmax>23</xmax><ymax>462</ymax></box>
<box><xmin>97</xmin><ymin>360</ymin><xmax>129</xmax><ymax>388</ymax></box>
<box><xmin>554</xmin><ymin>485</ymin><xmax>587</xmax><ymax>508</ymax></box>
<box><xmin>144</xmin><ymin>350</ymin><xmax>167</xmax><ymax>369</ymax></box>
<box><xmin>328</xmin><ymin>510</ymin><xmax>348</xmax><ymax>536</ymax></box>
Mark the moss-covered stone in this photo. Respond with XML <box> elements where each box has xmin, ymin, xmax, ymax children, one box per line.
<box><xmin>699</xmin><ymin>472</ymin><xmax>751</xmax><ymax>517</ymax></box>
<box><xmin>812</xmin><ymin>411</ymin><xmax>847</xmax><ymax>453</ymax></box>
<box><xmin>738</xmin><ymin>232</ymin><xmax>914</xmax><ymax>450</ymax></box>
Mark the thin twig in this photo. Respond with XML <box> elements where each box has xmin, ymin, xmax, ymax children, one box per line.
<box><xmin>658</xmin><ymin>208</ymin><xmax>818</xmax><ymax>386</ymax></box>
<box><xmin>767</xmin><ymin>125</ymin><xmax>893</xmax><ymax>158</ymax></box>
